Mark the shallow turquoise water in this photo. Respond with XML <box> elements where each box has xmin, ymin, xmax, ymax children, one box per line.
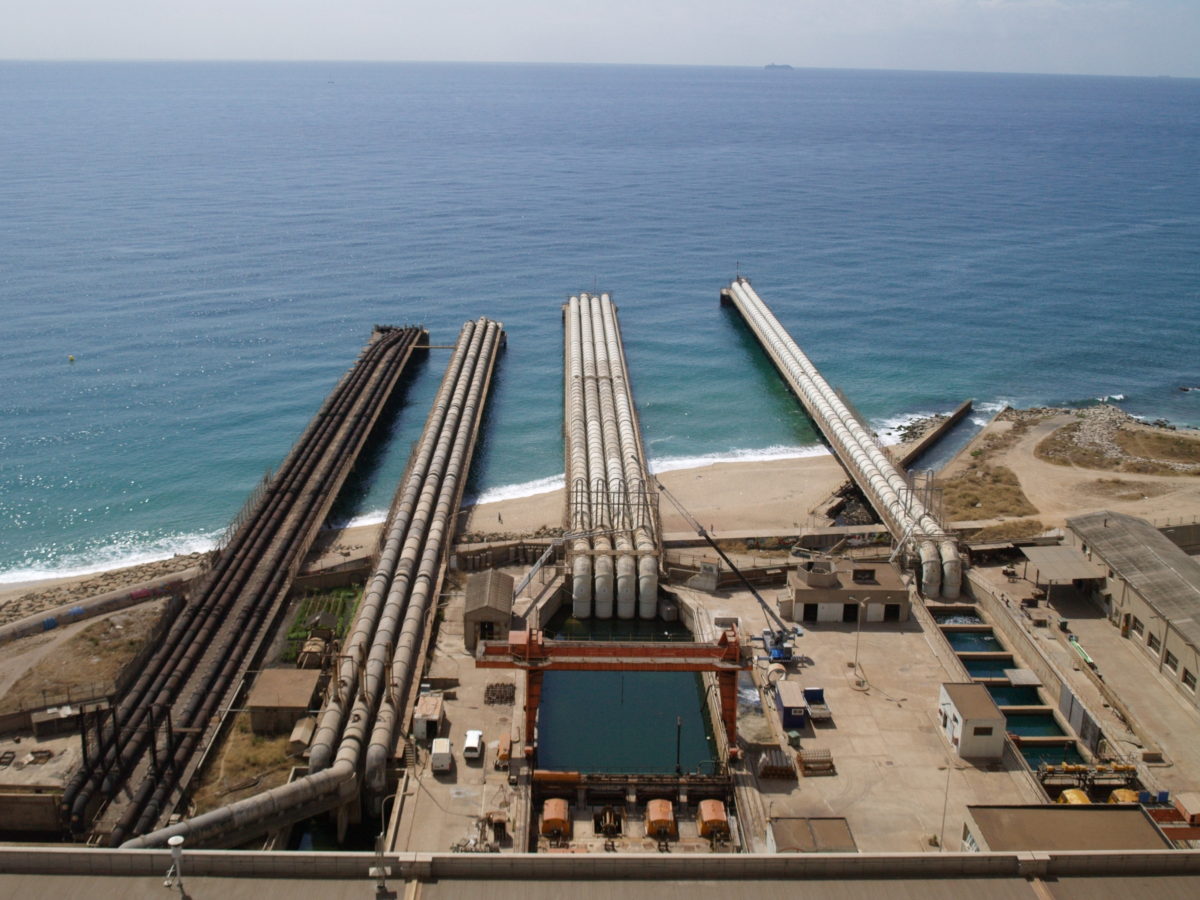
<box><xmin>962</xmin><ymin>657</ymin><xmax>1016</xmax><ymax>678</ymax></box>
<box><xmin>1005</xmin><ymin>714</ymin><xmax>1067</xmax><ymax>737</ymax></box>
<box><xmin>987</xmin><ymin>685</ymin><xmax>1044</xmax><ymax>706</ymax></box>
<box><xmin>1021</xmin><ymin>744</ymin><xmax>1086</xmax><ymax>768</ymax></box>
<box><xmin>944</xmin><ymin>630</ymin><xmax>1004</xmax><ymax>652</ymax></box>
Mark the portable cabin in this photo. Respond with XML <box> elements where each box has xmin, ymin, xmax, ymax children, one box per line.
<box><xmin>774</xmin><ymin>680</ymin><xmax>808</xmax><ymax>729</ymax></box>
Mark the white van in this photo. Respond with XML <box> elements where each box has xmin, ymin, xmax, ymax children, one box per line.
<box><xmin>431</xmin><ymin>737</ymin><xmax>453</xmax><ymax>773</ymax></box>
<box><xmin>463</xmin><ymin>729</ymin><xmax>484</xmax><ymax>761</ymax></box>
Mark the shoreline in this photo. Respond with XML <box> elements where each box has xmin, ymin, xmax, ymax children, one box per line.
<box><xmin>4</xmin><ymin>401</ymin><xmax>1197</xmax><ymax>612</ymax></box>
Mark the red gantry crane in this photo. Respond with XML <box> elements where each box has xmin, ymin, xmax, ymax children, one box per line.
<box><xmin>476</xmin><ymin>628</ymin><xmax>748</xmax><ymax>760</ymax></box>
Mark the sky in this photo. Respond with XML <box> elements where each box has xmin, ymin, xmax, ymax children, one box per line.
<box><xmin>6</xmin><ymin>0</ymin><xmax>1199</xmax><ymax>77</ymax></box>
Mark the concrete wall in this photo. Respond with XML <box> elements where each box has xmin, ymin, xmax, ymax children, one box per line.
<box><xmin>1159</xmin><ymin>520</ymin><xmax>1200</xmax><ymax>554</ymax></box>
<box><xmin>0</xmin><ymin>845</ymin><xmax>1198</xmax><ymax>881</ymax></box>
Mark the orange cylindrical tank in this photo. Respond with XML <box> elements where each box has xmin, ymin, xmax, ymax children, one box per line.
<box><xmin>541</xmin><ymin>798</ymin><xmax>570</xmax><ymax>836</ymax></box>
<box><xmin>1057</xmin><ymin>789</ymin><xmax>1091</xmax><ymax>805</ymax></box>
<box><xmin>646</xmin><ymin>799</ymin><xmax>676</xmax><ymax>838</ymax></box>
<box><xmin>697</xmin><ymin>799</ymin><xmax>729</xmax><ymax>838</ymax></box>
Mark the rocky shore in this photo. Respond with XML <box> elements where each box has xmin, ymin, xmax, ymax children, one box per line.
<box><xmin>0</xmin><ymin>552</ymin><xmax>206</xmax><ymax>627</ymax></box>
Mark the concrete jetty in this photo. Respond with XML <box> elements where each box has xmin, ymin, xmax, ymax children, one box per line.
<box><xmin>721</xmin><ymin>278</ymin><xmax>961</xmax><ymax>599</ymax></box>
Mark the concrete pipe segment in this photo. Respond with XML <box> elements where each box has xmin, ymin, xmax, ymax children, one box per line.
<box><xmin>562</xmin><ymin>293</ymin><xmax>661</xmax><ymax>621</ymax></box>
<box><xmin>724</xmin><ymin>279</ymin><xmax>960</xmax><ymax>599</ymax></box>
<box><xmin>123</xmin><ymin>318</ymin><xmax>504</xmax><ymax>849</ymax></box>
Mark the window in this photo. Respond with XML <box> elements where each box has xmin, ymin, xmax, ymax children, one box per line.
<box><xmin>1132</xmin><ymin>617</ymin><xmax>1145</xmax><ymax>637</ymax></box>
<box><xmin>1164</xmin><ymin>650</ymin><xmax>1179</xmax><ymax>672</ymax></box>
<box><xmin>1184</xmin><ymin>669</ymin><xmax>1197</xmax><ymax>692</ymax></box>
<box><xmin>1148</xmin><ymin>632</ymin><xmax>1161</xmax><ymax>653</ymax></box>
<box><xmin>973</xmin><ymin>726</ymin><xmax>994</xmax><ymax>737</ymax></box>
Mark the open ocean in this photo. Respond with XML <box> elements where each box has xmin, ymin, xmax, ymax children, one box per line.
<box><xmin>2</xmin><ymin>62</ymin><xmax>1198</xmax><ymax>582</ymax></box>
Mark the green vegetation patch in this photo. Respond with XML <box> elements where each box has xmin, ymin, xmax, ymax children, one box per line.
<box><xmin>281</xmin><ymin>584</ymin><xmax>362</xmax><ymax>662</ymax></box>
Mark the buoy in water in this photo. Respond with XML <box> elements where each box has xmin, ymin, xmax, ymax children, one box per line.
<box><xmin>68</xmin><ymin>355</ymin><xmax>75</xmax><ymax>363</ymax></box>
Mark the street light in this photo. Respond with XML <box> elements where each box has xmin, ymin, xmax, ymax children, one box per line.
<box><xmin>850</xmin><ymin>596</ymin><xmax>865</xmax><ymax>674</ymax></box>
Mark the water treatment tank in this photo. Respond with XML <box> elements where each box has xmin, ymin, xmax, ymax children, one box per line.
<box><xmin>696</xmin><ymin>799</ymin><xmax>729</xmax><ymax>838</ymax></box>
<box><xmin>645</xmin><ymin>799</ymin><xmax>676</xmax><ymax>838</ymax></box>
<box><xmin>541</xmin><ymin>798</ymin><xmax>571</xmax><ymax>837</ymax></box>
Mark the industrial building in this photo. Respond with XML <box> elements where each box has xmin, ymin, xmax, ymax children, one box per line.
<box><xmin>962</xmin><ymin>804</ymin><xmax>1173</xmax><ymax>852</ymax></box>
<box><xmin>939</xmin><ymin>683</ymin><xmax>1005</xmax><ymax>760</ymax></box>
<box><xmin>782</xmin><ymin>557</ymin><xmax>910</xmax><ymax>623</ymax></box>
<box><xmin>1066</xmin><ymin>511</ymin><xmax>1200</xmax><ymax>711</ymax></box>
<box><xmin>463</xmin><ymin>570</ymin><xmax>514</xmax><ymax>653</ymax></box>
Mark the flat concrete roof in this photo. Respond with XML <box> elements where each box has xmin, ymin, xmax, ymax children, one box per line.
<box><xmin>245</xmin><ymin>668</ymin><xmax>320</xmax><ymax>711</ymax></box>
<box><xmin>943</xmin><ymin>683</ymin><xmax>1003</xmax><ymax>721</ymax></box>
<box><xmin>967</xmin><ymin>805</ymin><xmax>1171</xmax><ymax>851</ymax></box>
<box><xmin>1020</xmin><ymin>545</ymin><xmax>1106</xmax><ymax>584</ymax></box>
<box><xmin>770</xmin><ymin>817</ymin><xmax>858</xmax><ymax>853</ymax></box>
<box><xmin>1069</xmin><ymin>511</ymin><xmax>1200</xmax><ymax>652</ymax></box>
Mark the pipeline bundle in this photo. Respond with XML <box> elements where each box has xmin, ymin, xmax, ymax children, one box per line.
<box><xmin>122</xmin><ymin>317</ymin><xmax>504</xmax><ymax>848</ymax></box>
<box><xmin>724</xmin><ymin>279</ymin><xmax>961</xmax><ymax>599</ymax></box>
<box><xmin>563</xmin><ymin>293</ymin><xmax>660</xmax><ymax>620</ymax></box>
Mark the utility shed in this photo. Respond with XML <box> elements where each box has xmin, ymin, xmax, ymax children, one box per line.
<box><xmin>939</xmin><ymin>683</ymin><xmax>1004</xmax><ymax>759</ymax></box>
<box><xmin>464</xmin><ymin>570</ymin><xmax>514</xmax><ymax>653</ymax></box>
<box><xmin>963</xmin><ymin>805</ymin><xmax>1171</xmax><ymax>852</ymax></box>
<box><xmin>247</xmin><ymin>668</ymin><xmax>321</xmax><ymax>735</ymax></box>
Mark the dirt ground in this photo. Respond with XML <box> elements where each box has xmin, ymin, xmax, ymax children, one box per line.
<box><xmin>940</xmin><ymin>405</ymin><xmax>1200</xmax><ymax>532</ymax></box>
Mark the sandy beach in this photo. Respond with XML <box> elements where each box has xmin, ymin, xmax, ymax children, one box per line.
<box><xmin>4</xmin><ymin>406</ymin><xmax>1197</xmax><ymax>623</ymax></box>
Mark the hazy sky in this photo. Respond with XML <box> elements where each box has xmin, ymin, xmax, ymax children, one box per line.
<box><xmin>7</xmin><ymin>0</ymin><xmax>1199</xmax><ymax>77</ymax></box>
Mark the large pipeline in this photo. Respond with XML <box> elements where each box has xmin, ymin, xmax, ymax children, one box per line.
<box><xmin>589</xmin><ymin>296</ymin><xmax>637</xmax><ymax>619</ymax></box>
<box><xmin>308</xmin><ymin>325</ymin><xmax>476</xmax><ymax>773</ymax></box>
<box><xmin>562</xmin><ymin>293</ymin><xmax>660</xmax><ymax>620</ymax></box>
<box><xmin>564</xmin><ymin>298</ymin><xmax>594</xmax><ymax>617</ymax></box>
<box><xmin>724</xmin><ymin>279</ymin><xmax>961</xmax><ymax>598</ymax></box>
<box><xmin>112</xmin><ymin>328</ymin><xmax>425</xmax><ymax>843</ymax></box>
<box><xmin>123</xmin><ymin>318</ymin><xmax>503</xmax><ymax>849</ymax></box>
<box><xmin>365</xmin><ymin>320</ymin><xmax>502</xmax><ymax>798</ymax></box>
<box><xmin>595</xmin><ymin>295</ymin><xmax>660</xmax><ymax>619</ymax></box>
<box><xmin>65</xmin><ymin>327</ymin><xmax>421</xmax><ymax>836</ymax></box>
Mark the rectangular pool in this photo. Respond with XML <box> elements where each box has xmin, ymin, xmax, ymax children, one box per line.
<box><xmin>1021</xmin><ymin>743</ymin><xmax>1086</xmax><ymax>768</ymax></box>
<box><xmin>933</xmin><ymin>613</ymin><xmax>984</xmax><ymax>625</ymax></box>
<box><xmin>945</xmin><ymin>630</ymin><xmax>1005</xmax><ymax>652</ymax></box>
<box><xmin>1005</xmin><ymin>713</ymin><xmax>1067</xmax><ymax>737</ymax></box>
<box><xmin>962</xmin><ymin>656</ymin><xmax>1015</xmax><ymax>678</ymax></box>
<box><xmin>987</xmin><ymin>684</ymin><xmax>1044</xmax><ymax>706</ymax></box>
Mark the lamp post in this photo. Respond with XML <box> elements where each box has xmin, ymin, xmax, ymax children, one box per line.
<box><xmin>674</xmin><ymin>716</ymin><xmax>683</xmax><ymax>775</ymax></box>
<box><xmin>851</xmin><ymin>596</ymin><xmax>865</xmax><ymax>674</ymax></box>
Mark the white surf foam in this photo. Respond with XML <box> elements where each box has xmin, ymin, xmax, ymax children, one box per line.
<box><xmin>648</xmin><ymin>443</ymin><xmax>830</xmax><ymax>474</ymax></box>
<box><xmin>464</xmin><ymin>473</ymin><xmax>567</xmax><ymax>507</ymax></box>
<box><xmin>0</xmin><ymin>529</ymin><xmax>220</xmax><ymax>586</ymax></box>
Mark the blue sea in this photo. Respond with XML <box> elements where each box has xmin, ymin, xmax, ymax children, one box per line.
<box><xmin>2</xmin><ymin>62</ymin><xmax>1198</xmax><ymax>582</ymax></box>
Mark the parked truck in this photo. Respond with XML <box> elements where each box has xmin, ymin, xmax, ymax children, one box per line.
<box><xmin>431</xmin><ymin>737</ymin><xmax>453</xmax><ymax>773</ymax></box>
<box><xmin>803</xmin><ymin>687</ymin><xmax>831</xmax><ymax>722</ymax></box>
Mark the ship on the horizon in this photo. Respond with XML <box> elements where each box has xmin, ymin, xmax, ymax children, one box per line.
<box><xmin>764</xmin><ymin>63</ymin><xmax>793</xmax><ymax>70</ymax></box>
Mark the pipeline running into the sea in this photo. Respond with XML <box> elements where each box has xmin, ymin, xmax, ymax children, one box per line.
<box><xmin>63</xmin><ymin>326</ymin><xmax>424</xmax><ymax>842</ymax></box>
<box><xmin>724</xmin><ymin>279</ymin><xmax>960</xmax><ymax>598</ymax></box>
<box><xmin>563</xmin><ymin>293</ymin><xmax>660</xmax><ymax>619</ymax></box>
<box><xmin>121</xmin><ymin>317</ymin><xmax>504</xmax><ymax>849</ymax></box>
